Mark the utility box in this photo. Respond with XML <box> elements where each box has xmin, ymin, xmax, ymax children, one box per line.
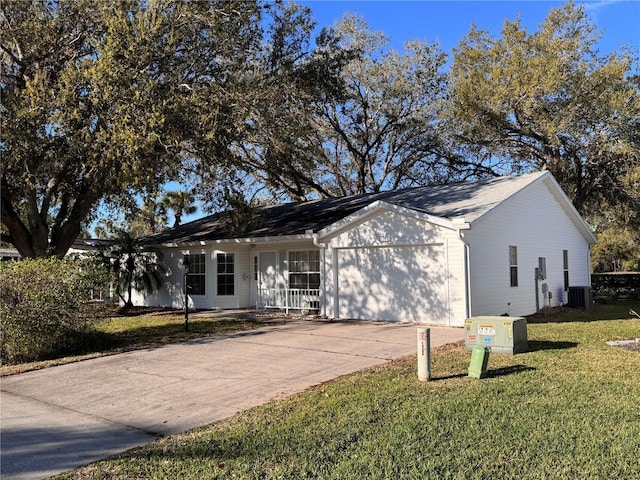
<box><xmin>464</xmin><ymin>316</ymin><xmax>528</xmax><ymax>354</ymax></box>
<box><xmin>468</xmin><ymin>346</ymin><xmax>490</xmax><ymax>379</ymax></box>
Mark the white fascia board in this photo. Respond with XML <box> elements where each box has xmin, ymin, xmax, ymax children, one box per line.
<box><xmin>154</xmin><ymin>234</ymin><xmax>313</xmax><ymax>249</ymax></box>
<box><xmin>318</xmin><ymin>200</ymin><xmax>455</xmax><ymax>240</ymax></box>
<box><xmin>467</xmin><ymin>171</ymin><xmax>596</xmax><ymax>246</ymax></box>
<box><xmin>535</xmin><ymin>172</ymin><xmax>598</xmax><ymax>245</ymax></box>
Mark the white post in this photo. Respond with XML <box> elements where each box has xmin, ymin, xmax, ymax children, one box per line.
<box><xmin>285</xmin><ymin>288</ymin><xmax>289</xmax><ymax>314</ymax></box>
<box><xmin>417</xmin><ymin>327</ymin><xmax>431</xmax><ymax>381</ymax></box>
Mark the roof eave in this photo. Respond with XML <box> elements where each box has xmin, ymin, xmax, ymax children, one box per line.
<box><xmin>149</xmin><ymin>233</ymin><xmax>315</xmax><ymax>249</ymax></box>
<box><xmin>317</xmin><ymin>200</ymin><xmax>456</xmax><ymax>240</ymax></box>
<box><xmin>465</xmin><ymin>171</ymin><xmax>597</xmax><ymax>245</ymax></box>
<box><xmin>540</xmin><ymin>173</ymin><xmax>598</xmax><ymax>245</ymax></box>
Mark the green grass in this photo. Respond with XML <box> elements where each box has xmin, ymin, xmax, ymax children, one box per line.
<box><xmin>0</xmin><ymin>311</ymin><xmax>273</xmax><ymax>376</ymax></box>
<box><xmin>96</xmin><ymin>313</ymin><xmax>270</xmax><ymax>348</ymax></box>
<box><xmin>54</xmin><ymin>303</ymin><xmax>640</xmax><ymax>479</ymax></box>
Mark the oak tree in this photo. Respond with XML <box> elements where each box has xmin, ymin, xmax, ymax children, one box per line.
<box><xmin>0</xmin><ymin>0</ymin><xmax>310</xmax><ymax>256</ymax></box>
<box><xmin>448</xmin><ymin>2</ymin><xmax>640</xmax><ymax>221</ymax></box>
<box><xmin>237</xmin><ymin>14</ymin><xmax>483</xmax><ymax>200</ymax></box>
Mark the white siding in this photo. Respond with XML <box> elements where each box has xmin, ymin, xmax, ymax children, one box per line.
<box><xmin>447</xmin><ymin>240</ymin><xmax>468</xmax><ymax>324</ymax></box>
<box><xmin>130</xmin><ymin>248</ymin><xmax>190</xmax><ymax>308</ymax></box>
<box><xmin>237</xmin><ymin>248</ymin><xmax>252</xmax><ymax>308</ymax></box>
<box><xmin>133</xmin><ymin>245</ymin><xmax>253</xmax><ymax>309</ymax></box>
<box><xmin>465</xmin><ymin>178</ymin><xmax>592</xmax><ymax>317</ymax></box>
<box><xmin>323</xmin><ymin>209</ymin><xmax>466</xmax><ymax>325</ymax></box>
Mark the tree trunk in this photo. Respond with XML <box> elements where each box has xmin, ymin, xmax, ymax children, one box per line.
<box><xmin>1</xmin><ymin>173</ymin><xmax>102</xmax><ymax>258</ymax></box>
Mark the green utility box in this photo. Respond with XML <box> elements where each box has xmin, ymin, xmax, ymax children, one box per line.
<box><xmin>464</xmin><ymin>316</ymin><xmax>528</xmax><ymax>354</ymax></box>
<box><xmin>468</xmin><ymin>346</ymin><xmax>490</xmax><ymax>379</ymax></box>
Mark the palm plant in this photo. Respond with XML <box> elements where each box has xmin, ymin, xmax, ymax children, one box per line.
<box><xmin>109</xmin><ymin>230</ymin><xmax>166</xmax><ymax>308</ymax></box>
<box><xmin>161</xmin><ymin>190</ymin><xmax>197</xmax><ymax>228</ymax></box>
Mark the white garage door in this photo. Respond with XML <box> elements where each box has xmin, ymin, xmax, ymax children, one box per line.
<box><xmin>337</xmin><ymin>245</ymin><xmax>449</xmax><ymax>324</ymax></box>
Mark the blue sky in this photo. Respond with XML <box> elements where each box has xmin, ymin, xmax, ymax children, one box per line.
<box><xmin>300</xmin><ymin>0</ymin><xmax>639</xmax><ymax>56</ymax></box>
<box><xmin>171</xmin><ymin>0</ymin><xmax>639</xmax><ymax>227</ymax></box>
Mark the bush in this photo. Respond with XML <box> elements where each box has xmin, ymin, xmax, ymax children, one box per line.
<box><xmin>0</xmin><ymin>257</ymin><xmax>110</xmax><ymax>364</ymax></box>
<box><xmin>591</xmin><ymin>227</ymin><xmax>640</xmax><ymax>273</ymax></box>
<box><xmin>591</xmin><ymin>273</ymin><xmax>640</xmax><ymax>300</ymax></box>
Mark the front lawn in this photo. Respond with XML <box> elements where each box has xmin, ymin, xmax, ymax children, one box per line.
<box><xmin>55</xmin><ymin>303</ymin><xmax>640</xmax><ymax>479</ymax></box>
<box><xmin>0</xmin><ymin>309</ymin><xmax>276</xmax><ymax>376</ymax></box>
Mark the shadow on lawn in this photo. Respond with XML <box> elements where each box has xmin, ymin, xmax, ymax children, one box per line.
<box><xmin>432</xmin><ymin>364</ymin><xmax>536</xmax><ymax>381</ymax></box>
<box><xmin>485</xmin><ymin>364</ymin><xmax>536</xmax><ymax>378</ymax></box>
<box><xmin>103</xmin><ymin>319</ymin><xmax>269</xmax><ymax>350</ymax></box>
<box><xmin>527</xmin><ymin>340</ymin><xmax>578</xmax><ymax>352</ymax></box>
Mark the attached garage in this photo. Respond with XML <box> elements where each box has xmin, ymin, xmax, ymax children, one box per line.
<box><xmin>140</xmin><ymin>171</ymin><xmax>595</xmax><ymax>327</ymax></box>
<box><xmin>320</xmin><ymin>202</ymin><xmax>466</xmax><ymax>325</ymax></box>
<box><xmin>336</xmin><ymin>245</ymin><xmax>450</xmax><ymax>324</ymax></box>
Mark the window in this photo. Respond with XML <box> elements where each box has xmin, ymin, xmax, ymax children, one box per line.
<box><xmin>217</xmin><ymin>253</ymin><xmax>235</xmax><ymax>296</ymax></box>
<box><xmin>563</xmin><ymin>250</ymin><xmax>569</xmax><ymax>291</ymax></box>
<box><xmin>254</xmin><ymin>256</ymin><xmax>258</xmax><ymax>281</ymax></box>
<box><xmin>509</xmin><ymin>246</ymin><xmax>518</xmax><ymax>287</ymax></box>
<box><xmin>289</xmin><ymin>250</ymin><xmax>320</xmax><ymax>290</ymax></box>
<box><xmin>185</xmin><ymin>254</ymin><xmax>206</xmax><ymax>295</ymax></box>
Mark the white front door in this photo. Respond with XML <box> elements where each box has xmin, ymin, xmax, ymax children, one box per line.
<box><xmin>258</xmin><ymin>251</ymin><xmax>278</xmax><ymax>307</ymax></box>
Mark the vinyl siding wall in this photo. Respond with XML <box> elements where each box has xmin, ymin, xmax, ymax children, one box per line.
<box><xmin>322</xmin><ymin>209</ymin><xmax>467</xmax><ymax>325</ymax></box>
<box><xmin>131</xmin><ymin>245</ymin><xmax>253</xmax><ymax>309</ymax></box>
<box><xmin>132</xmin><ymin>241</ymin><xmax>319</xmax><ymax>310</ymax></box>
<box><xmin>464</xmin><ymin>178</ymin><xmax>592</xmax><ymax>318</ymax></box>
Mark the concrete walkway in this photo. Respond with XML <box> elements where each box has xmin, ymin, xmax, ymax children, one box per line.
<box><xmin>1</xmin><ymin>320</ymin><xmax>463</xmax><ymax>480</ymax></box>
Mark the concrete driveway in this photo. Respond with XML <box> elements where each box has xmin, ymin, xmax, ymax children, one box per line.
<box><xmin>1</xmin><ymin>320</ymin><xmax>463</xmax><ymax>480</ymax></box>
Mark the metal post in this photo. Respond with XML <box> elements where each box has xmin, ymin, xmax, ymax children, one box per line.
<box><xmin>535</xmin><ymin>267</ymin><xmax>540</xmax><ymax>313</ymax></box>
<box><xmin>184</xmin><ymin>272</ymin><xmax>189</xmax><ymax>332</ymax></box>
<box><xmin>417</xmin><ymin>327</ymin><xmax>431</xmax><ymax>381</ymax></box>
<box><xmin>183</xmin><ymin>256</ymin><xmax>190</xmax><ymax>332</ymax></box>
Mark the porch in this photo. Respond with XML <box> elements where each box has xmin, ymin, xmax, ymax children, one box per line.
<box><xmin>256</xmin><ymin>288</ymin><xmax>321</xmax><ymax>314</ymax></box>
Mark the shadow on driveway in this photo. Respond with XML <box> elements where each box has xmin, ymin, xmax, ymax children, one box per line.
<box><xmin>1</xmin><ymin>321</ymin><xmax>464</xmax><ymax>480</ymax></box>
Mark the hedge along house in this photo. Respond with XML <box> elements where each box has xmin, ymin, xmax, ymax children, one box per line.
<box><xmin>135</xmin><ymin>171</ymin><xmax>596</xmax><ymax>327</ymax></box>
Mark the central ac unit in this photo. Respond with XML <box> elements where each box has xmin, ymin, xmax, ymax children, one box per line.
<box><xmin>567</xmin><ymin>286</ymin><xmax>594</xmax><ymax>311</ymax></box>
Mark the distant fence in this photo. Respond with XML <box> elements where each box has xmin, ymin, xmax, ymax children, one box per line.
<box><xmin>591</xmin><ymin>273</ymin><xmax>640</xmax><ymax>299</ymax></box>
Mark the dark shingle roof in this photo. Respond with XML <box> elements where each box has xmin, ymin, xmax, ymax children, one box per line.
<box><xmin>144</xmin><ymin>172</ymin><xmax>545</xmax><ymax>245</ymax></box>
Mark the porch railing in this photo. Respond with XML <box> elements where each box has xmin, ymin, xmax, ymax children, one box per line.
<box><xmin>257</xmin><ymin>288</ymin><xmax>320</xmax><ymax>314</ymax></box>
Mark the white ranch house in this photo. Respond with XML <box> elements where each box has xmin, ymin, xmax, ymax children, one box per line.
<box><xmin>135</xmin><ymin>171</ymin><xmax>596</xmax><ymax>326</ymax></box>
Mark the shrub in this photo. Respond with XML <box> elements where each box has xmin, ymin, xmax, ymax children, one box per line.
<box><xmin>591</xmin><ymin>273</ymin><xmax>640</xmax><ymax>300</ymax></box>
<box><xmin>591</xmin><ymin>227</ymin><xmax>640</xmax><ymax>273</ymax></box>
<box><xmin>0</xmin><ymin>257</ymin><xmax>110</xmax><ymax>364</ymax></box>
